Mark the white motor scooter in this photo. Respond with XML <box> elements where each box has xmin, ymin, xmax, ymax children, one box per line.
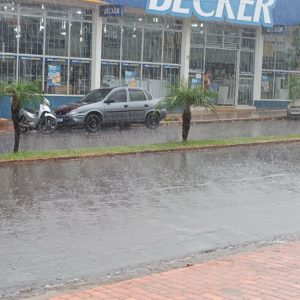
<box><xmin>19</xmin><ymin>98</ymin><xmax>58</xmax><ymax>134</ymax></box>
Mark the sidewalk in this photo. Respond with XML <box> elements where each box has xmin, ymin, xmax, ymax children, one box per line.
<box><xmin>43</xmin><ymin>241</ymin><xmax>300</xmax><ymax>300</ymax></box>
<box><xmin>0</xmin><ymin>118</ymin><xmax>13</xmax><ymax>132</ymax></box>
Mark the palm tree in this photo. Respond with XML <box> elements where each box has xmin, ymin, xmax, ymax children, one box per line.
<box><xmin>161</xmin><ymin>83</ymin><xmax>216</xmax><ymax>142</ymax></box>
<box><xmin>0</xmin><ymin>81</ymin><xmax>43</xmax><ymax>153</ymax></box>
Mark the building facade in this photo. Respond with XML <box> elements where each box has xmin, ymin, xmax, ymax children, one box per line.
<box><xmin>0</xmin><ymin>0</ymin><xmax>300</xmax><ymax>118</ymax></box>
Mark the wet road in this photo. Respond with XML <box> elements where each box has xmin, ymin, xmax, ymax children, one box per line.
<box><xmin>0</xmin><ymin>119</ymin><xmax>300</xmax><ymax>153</ymax></box>
<box><xmin>1</xmin><ymin>143</ymin><xmax>300</xmax><ymax>298</ymax></box>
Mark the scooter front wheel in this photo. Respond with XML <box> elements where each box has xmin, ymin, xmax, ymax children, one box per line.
<box><xmin>37</xmin><ymin>116</ymin><xmax>57</xmax><ymax>134</ymax></box>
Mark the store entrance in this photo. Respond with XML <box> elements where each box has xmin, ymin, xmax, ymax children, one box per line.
<box><xmin>205</xmin><ymin>49</ymin><xmax>237</xmax><ymax>105</ymax></box>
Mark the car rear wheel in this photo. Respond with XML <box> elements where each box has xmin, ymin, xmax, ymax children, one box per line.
<box><xmin>85</xmin><ymin>113</ymin><xmax>102</xmax><ymax>133</ymax></box>
<box><xmin>145</xmin><ymin>112</ymin><xmax>160</xmax><ymax>129</ymax></box>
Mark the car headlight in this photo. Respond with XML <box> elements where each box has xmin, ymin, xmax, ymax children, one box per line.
<box><xmin>69</xmin><ymin>108</ymin><xmax>79</xmax><ymax>115</ymax></box>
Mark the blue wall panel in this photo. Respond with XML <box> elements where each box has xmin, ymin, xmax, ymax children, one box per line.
<box><xmin>254</xmin><ymin>100</ymin><xmax>290</xmax><ymax>110</ymax></box>
<box><xmin>0</xmin><ymin>96</ymin><xmax>11</xmax><ymax>119</ymax></box>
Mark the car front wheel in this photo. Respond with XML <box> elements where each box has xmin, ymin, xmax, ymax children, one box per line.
<box><xmin>85</xmin><ymin>113</ymin><xmax>102</xmax><ymax>133</ymax></box>
<box><xmin>145</xmin><ymin>112</ymin><xmax>160</xmax><ymax>129</ymax></box>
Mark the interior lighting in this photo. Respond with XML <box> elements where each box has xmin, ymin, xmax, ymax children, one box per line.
<box><xmin>61</xmin><ymin>31</ymin><xmax>66</xmax><ymax>36</ymax></box>
<box><xmin>77</xmin><ymin>10</ymin><xmax>82</xmax><ymax>15</ymax></box>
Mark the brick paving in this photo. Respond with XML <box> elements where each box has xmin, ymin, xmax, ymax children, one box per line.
<box><xmin>47</xmin><ymin>242</ymin><xmax>300</xmax><ymax>300</ymax></box>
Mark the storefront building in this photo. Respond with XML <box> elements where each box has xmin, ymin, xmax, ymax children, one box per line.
<box><xmin>0</xmin><ymin>0</ymin><xmax>300</xmax><ymax>117</ymax></box>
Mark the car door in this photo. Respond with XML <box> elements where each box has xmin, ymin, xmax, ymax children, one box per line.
<box><xmin>103</xmin><ymin>89</ymin><xmax>129</xmax><ymax>123</ymax></box>
<box><xmin>128</xmin><ymin>89</ymin><xmax>148</xmax><ymax>122</ymax></box>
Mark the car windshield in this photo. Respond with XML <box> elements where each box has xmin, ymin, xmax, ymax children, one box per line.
<box><xmin>78</xmin><ymin>89</ymin><xmax>111</xmax><ymax>104</ymax></box>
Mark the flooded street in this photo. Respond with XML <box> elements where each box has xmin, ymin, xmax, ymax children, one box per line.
<box><xmin>0</xmin><ymin>119</ymin><xmax>300</xmax><ymax>153</ymax></box>
<box><xmin>1</xmin><ymin>143</ymin><xmax>300</xmax><ymax>299</ymax></box>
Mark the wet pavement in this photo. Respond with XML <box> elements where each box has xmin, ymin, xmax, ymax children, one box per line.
<box><xmin>0</xmin><ymin>119</ymin><xmax>300</xmax><ymax>153</ymax></box>
<box><xmin>0</xmin><ymin>143</ymin><xmax>300</xmax><ymax>299</ymax></box>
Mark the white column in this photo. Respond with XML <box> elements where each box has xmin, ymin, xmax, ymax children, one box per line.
<box><xmin>180</xmin><ymin>19</ymin><xmax>192</xmax><ymax>84</ymax></box>
<box><xmin>91</xmin><ymin>9</ymin><xmax>103</xmax><ymax>89</ymax></box>
<box><xmin>253</xmin><ymin>27</ymin><xmax>263</xmax><ymax>102</ymax></box>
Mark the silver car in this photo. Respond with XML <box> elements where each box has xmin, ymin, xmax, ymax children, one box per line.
<box><xmin>65</xmin><ymin>87</ymin><xmax>167</xmax><ymax>132</ymax></box>
<box><xmin>287</xmin><ymin>100</ymin><xmax>300</xmax><ymax>119</ymax></box>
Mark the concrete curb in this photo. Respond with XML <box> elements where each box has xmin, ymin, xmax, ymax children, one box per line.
<box><xmin>1</xmin><ymin>138</ymin><xmax>300</xmax><ymax>166</ymax></box>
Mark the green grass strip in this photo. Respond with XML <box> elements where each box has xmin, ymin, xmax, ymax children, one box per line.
<box><xmin>1</xmin><ymin>134</ymin><xmax>300</xmax><ymax>163</ymax></box>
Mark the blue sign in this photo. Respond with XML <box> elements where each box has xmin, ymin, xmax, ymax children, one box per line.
<box><xmin>146</xmin><ymin>0</ymin><xmax>277</xmax><ymax>27</ymax></box>
<box><xmin>99</xmin><ymin>4</ymin><xmax>124</xmax><ymax>17</ymax></box>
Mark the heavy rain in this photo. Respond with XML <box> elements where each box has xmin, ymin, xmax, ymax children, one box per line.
<box><xmin>1</xmin><ymin>0</ymin><xmax>300</xmax><ymax>300</ymax></box>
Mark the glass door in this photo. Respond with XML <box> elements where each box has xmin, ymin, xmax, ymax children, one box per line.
<box><xmin>205</xmin><ymin>49</ymin><xmax>237</xmax><ymax>105</ymax></box>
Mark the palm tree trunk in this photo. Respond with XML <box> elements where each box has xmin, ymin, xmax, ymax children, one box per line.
<box><xmin>11</xmin><ymin>98</ymin><xmax>20</xmax><ymax>153</ymax></box>
<box><xmin>182</xmin><ymin>106</ymin><xmax>191</xmax><ymax>142</ymax></box>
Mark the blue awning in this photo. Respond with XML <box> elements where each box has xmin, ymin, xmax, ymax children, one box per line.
<box><xmin>105</xmin><ymin>0</ymin><xmax>300</xmax><ymax>26</ymax></box>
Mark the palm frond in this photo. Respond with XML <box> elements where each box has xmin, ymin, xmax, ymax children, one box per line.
<box><xmin>158</xmin><ymin>82</ymin><xmax>216</xmax><ymax>111</ymax></box>
<box><xmin>0</xmin><ymin>81</ymin><xmax>43</xmax><ymax>108</ymax></box>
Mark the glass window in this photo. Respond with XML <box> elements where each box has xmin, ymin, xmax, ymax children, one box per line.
<box><xmin>102</xmin><ymin>24</ymin><xmax>121</xmax><ymax>60</ymax></box>
<box><xmin>123</xmin><ymin>14</ymin><xmax>144</xmax><ymax>27</ymax></box>
<box><xmin>121</xmin><ymin>63</ymin><xmax>141</xmax><ymax>87</ymax></box>
<box><xmin>19</xmin><ymin>16</ymin><xmax>44</xmax><ymax>55</ymax></box>
<box><xmin>145</xmin><ymin>16</ymin><xmax>163</xmax><ymax>28</ymax></box>
<box><xmin>45</xmin><ymin>4</ymin><xmax>69</xmax><ymax>18</ymax></box>
<box><xmin>144</xmin><ymin>90</ymin><xmax>153</xmax><ymax>100</ymax></box>
<box><xmin>45</xmin><ymin>19</ymin><xmax>69</xmax><ymax>56</ymax></box>
<box><xmin>70</xmin><ymin>22</ymin><xmax>92</xmax><ymax>58</ymax></box>
<box><xmin>69</xmin><ymin>60</ymin><xmax>91</xmax><ymax>95</ymax></box>
<box><xmin>189</xmin><ymin>48</ymin><xmax>204</xmax><ymax>71</ymax></box>
<box><xmin>263</xmin><ymin>39</ymin><xmax>275</xmax><ymax>69</ymax></box>
<box><xmin>19</xmin><ymin>56</ymin><xmax>43</xmax><ymax>87</ymax></box>
<box><xmin>163</xmin><ymin>65</ymin><xmax>180</xmax><ymax>96</ymax></box>
<box><xmin>0</xmin><ymin>54</ymin><xmax>16</xmax><ymax>83</ymax></box>
<box><xmin>238</xmin><ymin>76</ymin><xmax>253</xmax><ymax>105</ymax></box>
<box><xmin>289</xmin><ymin>74</ymin><xmax>300</xmax><ymax>101</ymax></box>
<box><xmin>129</xmin><ymin>89</ymin><xmax>147</xmax><ymax>102</ymax></box>
<box><xmin>71</xmin><ymin>8</ymin><xmax>92</xmax><ymax>21</ymax></box>
<box><xmin>142</xmin><ymin>64</ymin><xmax>161</xmax><ymax>98</ymax></box>
<box><xmin>101</xmin><ymin>61</ymin><xmax>120</xmax><ymax>88</ymax></box>
<box><xmin>45</xmin><ymin>58</ymin><xmax>68</xmax><ymax>94</ymax></box>
<box><xmin>164</xmin><ymin>18</ymin><xmax>183</xmax><ymax>30</ymax></box>
<box><xmin>122</xmin><ymin>26</ymin><xmax>142</xmax><ymax>61</ymax></box>
<box><xmin>79</xmin><ymin>89</ymin><xmax>110</xmax><ymax>103</ymax></box>
<box><xmin>191</xmin><ymin>23</ymin><xmax>205</xmax><ymax>47</ymax></box>
<box><xmin>0</xmin><ymin>14</ymin><xmax>18</xmax><ymax>53</ymax></box>
<box><xmin>143</xmin><ymin>29</ymin><xmax>162</xmax><ymax>63</ymax></box>
<box><xmin>20</xmin><ymin>2</ymin><xmax>44</xmax><ymax>16</ymax></box>
<box><xmin>242</xmin><ymin>38</ymin><xmax>255</xmax><ymax>50</ymax></box>
<box><xmin>275</xmin><ymin>41</ymin><xmax>291</xmax><ymax>70</ymax></box>
<box><xmin>0</xmin><ymin>2</ymin><xmax>16</xmax><ymax>13</ymax></box>
<box><xmin>274</xmin><ymin>72</ymin><xmax>289</xmax><ymax>99</ymax></box>
<box><xmin>261</xmin><ymin>72</ymin><xmax>274</xmax><ymax>99</ymax></box>
<box><xmin>107</xmin><ymin>90</ymin><xmax>127</xmax><ymax>103</ymax></box>
<box><xmin>164</xmin><ymin>31</ymin><xmax>182</xmax><ymax>64</ymax></box>
<box><xmin>240</xmin><ymin>52</ymin><xmax>254</xmax><ymax>74</ymax></box>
